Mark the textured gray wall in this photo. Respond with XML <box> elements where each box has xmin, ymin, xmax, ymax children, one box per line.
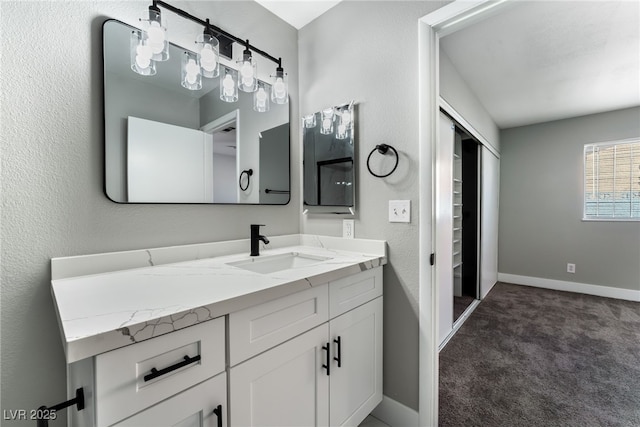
<box><xmin>299</xmin><ymin>1</ymin><xmax>448</xmax><ymax>410</ymax></box>
<box><xmin>499</xmin><ymin>107</ymin><xmax>640</xmax><ymax>290</ymax></box>
<box><xmin>1</xmin><ymin>1</ymin><xmax>298</xmax><ymax>423</ymax></box>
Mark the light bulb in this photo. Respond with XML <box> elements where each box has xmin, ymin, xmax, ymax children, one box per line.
<box><xmin>242</xmin><ymin>76</ymin><xmax>255</xmax><ymax>88</ymax></box>
<box><xmin>273</xmin><ymin>78</ymin><xmax>286</xmax><ymax>98</ymax></box>
<box><xmin>304</xmin><ymin>114</ymin><xmax>316</xmax><ymax>128</ymax></box>
<box><xmin>341</xmin><ymin>111</ymin><xmax>351</xmax><ymax>126</ymax></box>
<box><xmin>185</xmin><ymin>59</ymin><xmax>199</xmax><ymax>76</ymax></box>
<box><xmin>136</xmin><ymin>43</ymin><xmax>152</xmax><ymax>59</ymax></box>
<box><xmin>256</xmin><ymin>88</ymin><xmax>267</xmax><ymax>108</ymax></box>
<box><xmin>200</xmin><ymin>45</ymin><xmax>217</xmax><ymax>71</ymax></box>
<box><xmin>223</xmin><ymin>74</ymin><xmax>235</xmax><ymax>96</ymax></box>
<box><xmin>323</xmin><ymin>118</ymin><xmax>332</xmax><ymax>131</ymax></box>
<box><xmin>147</xmin><ymin>21</ymin><xmax>165</xmax><ymax>54</ymax></box>
<box><xmin>136</xmin><ymin>55</ymin><xmax>151</xmax><ymax>69</ymax></box>
<box><xmin>240</xmin><ymin>61</ymin><xmax>254</xmax><ymax>78</ymax></box>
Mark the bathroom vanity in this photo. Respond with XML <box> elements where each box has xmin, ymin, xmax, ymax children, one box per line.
<box><xmin>51</xmin><ymin>235</ymin><xmax>385</xmax><ymax>427</ymax></box>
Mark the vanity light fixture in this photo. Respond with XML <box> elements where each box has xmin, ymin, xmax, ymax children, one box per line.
<box><xmin>220</xmin><ymin>67</ymin><xmax>239</xmax><ymax>103</ymax></box>
<box><xmin>196</xmin><ymin>22</ymin><xmax>219</xmax><ymax>78</ymax></box>
<box><xmin>129</xmin><ymin>0</ymin><xmax>289</xmax><ymax>109</ymax></box>
<box><xmin>130</xmin><ymin>29</ymin><xmax>156</xmax><ymax>76</ymax></box>
<box><xmin>181</xmin><ymin>51</ymin><xmax>202</xmax><ymax>90</ymax></box>
<box><xmin>320</xmin><ymin>107</ymin><xmax>335</xmax><ymax>135</ymax></box>
<box><xmin>335</xmin><ymin>103</ymin><xmax>354</xmax><ymax>140</ymax></box>
<box><xmin>139</xmin><ymin>4</ymin><xmax>169</xmax><ymax>62</ymax></box>
<box><xmin>271</xmin><ymin>62</ymin><xmax>288</xmax><ymax>104</ymax></box>
<box><xmin>238</xmin><ymin>41</ymin><xmax>258</xmax><ymax>93</ymax></box>
<box><xmin>254</xmin><ymin>81</ymin><xmax>270</xmax><ymax>112</ymax></box>
<box><xmin>303</xmin><ymin>113</ymin><xmax>316</xmax><ymax>128</ymax></box>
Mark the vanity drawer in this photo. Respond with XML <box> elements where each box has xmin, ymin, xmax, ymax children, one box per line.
<box><xmin>95</xmin><ymin>317</ymin><xmax>225</xmax><ymax>427</ymax></box>
<box><xmin>229</xmin><ymin>284</ymin><xmax>329</xmax><ymax>366</ymax></box>
<box><xmin>329</xmin><ymin>267</ymin><xmax>383</xmax><ymax>318</ymax></box>
<box><xmin>112</xmin><ymin>372</ymin><xmax>226</xmax><ymax>427</ymax></box>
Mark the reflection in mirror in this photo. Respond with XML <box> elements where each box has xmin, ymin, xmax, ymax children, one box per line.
<box><xmin>103</xmin><ymin>20</ymin><xmax>290</xmax><ymax>204</ymax></box>
<box><xmin>303</xmin><ymin>102</ymin><xmax>355</xmax><ymax>214</ymax></box>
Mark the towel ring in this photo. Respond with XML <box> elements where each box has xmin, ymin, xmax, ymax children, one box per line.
<box><xmin>239</xmin><ymin>169</ymin><xmax>253</xmax><ymax>191</ymax></box>
<box><xmin>367</xmin><ymin>144</ymin><xmax>399</xmax><ymax>178</ymax></box>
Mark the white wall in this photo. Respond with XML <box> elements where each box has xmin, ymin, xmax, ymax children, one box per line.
<box><xmin>0</xmin><ymin>1</ymin><xmax>298</xmax><ymax>423</ymax></box>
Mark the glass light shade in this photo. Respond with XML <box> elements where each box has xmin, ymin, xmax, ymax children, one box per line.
<box><xmin>220</xmin><ymin>67</ymin><xmax>239</xmax><ymax>103</ymax></box>
<box><xmin>181</xmin><ymin>52</ymin><xmax>202</xmax><ymax>91</ymax></box>
<box><xmin>335</xmin><ymin>106</ymin><xmax>353</xmax><ymax>140</ymax></box>
<box><xmin>271</xmin><ymin>70</ymin><xmax>288</xmax><ymax>104</ymax></box>
<box><xmin>142</xmin><ymin>9</ymin><xmax>169</xmax><ymax>62</ymax></box>
<box><xmin>130</xmin><ymin>30</ymin><xmax>156</xmax><ymax>76</ymax></box>
<box><xmin>237</xmin><ymin>54</ymin><xmax>258</xmax><ymax>92</ymax></box>
<box><xmin>303</xmin><ymin>113</ymin><xmax>316</xmax><ymax>128</ymax></box>
<box><xmin>197</xmin><ymin>33</ymin><xmax>219</xmax><ymax>78</ymax></box>
<box><xmin>253</xmin><ymin>82</ymin><xmax>270</xmax><ymax>112</ymax></box>
<box><xmin>320</xmin><ymin>108</ymin><xmax>335</xmax><ymax>135</ymax></box>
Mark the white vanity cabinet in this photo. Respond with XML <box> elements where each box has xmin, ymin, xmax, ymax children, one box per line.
<box><xmin>69</xmin><ymin>317</ymin><xmax>227</xmax><ymax>427</ymax></box>
<box><xmin>229</xmin><ymin>267</ymin><xmax>383</xmax><ymax>427</ymax></box>
<box><xmin>55</xmin><ymin>237</ymin><xmax>386</xmax><ymax>427</ymax></box>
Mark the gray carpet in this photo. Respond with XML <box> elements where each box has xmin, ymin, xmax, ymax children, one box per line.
<box><xmin>439</xmin><ymin>282</ymin><xmax>640</xmax><ymax>427</ymax></box>
<box><xmin>454</xmin><ymin>295</ymin><xmax>476</xmax><ymax>322</ymax></box>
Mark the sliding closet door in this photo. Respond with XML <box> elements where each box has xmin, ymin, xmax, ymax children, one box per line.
<box><xmin>480</xmin><ymin>147</ymin><xmax>500</xmax><ymax>298</ymax></box>
<box><xmin>436</xmin><ymin>113</ymin><xmax>454</xmax><ymax>345</ymax></box>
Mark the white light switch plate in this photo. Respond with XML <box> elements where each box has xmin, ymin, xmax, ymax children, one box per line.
<box><xmin>389</xmin><ymin>200</ymin><xmax>411</xmax><ymax>223</ymax></box>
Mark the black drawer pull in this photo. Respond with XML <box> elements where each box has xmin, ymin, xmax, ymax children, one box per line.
<box><xmin>143</xmin><ymin>355</ymin><xmax>201</xmax><ymax>382</ymax></box>
<box><xmin>321</xmin><ymin>343</ymin><xmax>330</xmax><ymax>376</ymax></box>
<box><xmin>333</xmin><ymin>336</ymin><xmax>342</xmax><ymax>368</ymax></box>
<box><xmin>213</xmin><ymin>404</ymin><xmax>223</xmax><ymax>427</ymax></box>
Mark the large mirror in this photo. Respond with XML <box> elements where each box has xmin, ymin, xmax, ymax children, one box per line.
<box><xmin>303</xmin><ymin>102</ymin><xmax>355</xmax><ymax>214</ymax></box>
<box><xmin>103</xmin><ymin>19</ymin><xmax>290</xmax><ymax>204</ymax></box>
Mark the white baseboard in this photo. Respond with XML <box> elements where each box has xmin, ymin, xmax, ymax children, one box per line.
<box><xmin>498</xmin><ymin>273</ymin><xmax>640</xmax><ymax>302</ymax></box>
<box><xmin>371</xmin><ymin>395</ymin><xmax>419</xmax><ymax>427</ymax></box>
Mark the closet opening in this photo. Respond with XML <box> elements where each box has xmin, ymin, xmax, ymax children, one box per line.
<box><xmin>454</xmin><ymin>126</ymin><xmax>480</xmax><ymax>323</ymax></box>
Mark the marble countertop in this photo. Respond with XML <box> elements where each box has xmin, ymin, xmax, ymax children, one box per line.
<box><xmin>51</xmin><ymin>235</ymin><xmax>386</xmax><ymax>363</ymax></box>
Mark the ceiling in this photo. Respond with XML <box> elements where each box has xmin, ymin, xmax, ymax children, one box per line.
<box><xmin>440</xmin><ymin>1</ymin><xmax>640</xmax><ymax>129</ymax></box>
<box><xmin>255</xmin><ymin>0</ymin><xmax>343</xmax><ymax>29</ymax></box>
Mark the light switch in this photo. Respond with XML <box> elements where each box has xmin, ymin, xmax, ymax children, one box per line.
<box><xmin>389</xmin><ymin>200</ymin><xmax>411</xmax><ymax>223</ymax></box>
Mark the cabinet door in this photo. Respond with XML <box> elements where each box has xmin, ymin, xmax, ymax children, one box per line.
<box><xmin>329</xmin><ymin>297</ymin><xmax>383</xmax><ymax>427</ymax></box>
<box><xmin>113</xmin><ymin>373</ymin><xmax>226</xmax><ymax>427</ymax></box>
<box><xmin>230</xmin><ymin>324</ymin><xmax>329</xmax><ymax>427</ymax></box>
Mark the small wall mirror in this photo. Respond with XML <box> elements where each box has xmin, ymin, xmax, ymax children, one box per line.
<box><xmin>303</xmin><ymin>102</ymin><xmax>355</xmax><ymax>214</ymax></box>
<box><xmin>103</xmin><ymin>19</ymin><xmax>290</xmax><ymax>204</ymax></box>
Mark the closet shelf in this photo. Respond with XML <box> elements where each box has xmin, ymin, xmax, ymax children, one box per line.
<box><xmin>453</xmin><ymin>262</ymin><xmax>462</xmax><ymax>269</ymax></box>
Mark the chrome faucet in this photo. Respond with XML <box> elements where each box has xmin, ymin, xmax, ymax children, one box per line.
<box><xmin>250</xmin><ymin>224</ymin><xmax>269</xmax><ymax>256</ymax></box>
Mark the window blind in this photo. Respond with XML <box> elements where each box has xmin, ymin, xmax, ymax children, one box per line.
<box><xmin>584</xmin><ymin>138</ymin><xmax>640</xmax><ymax>220</ymax></box>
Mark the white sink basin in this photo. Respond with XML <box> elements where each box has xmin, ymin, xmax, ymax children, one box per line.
<box><xmin>228</xmin><ymin>252</ymin><xmax>332</xmax><ymax>274</ymax></box>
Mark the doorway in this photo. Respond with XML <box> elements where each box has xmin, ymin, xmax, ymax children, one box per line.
<box><xmin>418</xmin><ymin>2</ymin><xmax>510</xmax><ymax>424</ymax></box>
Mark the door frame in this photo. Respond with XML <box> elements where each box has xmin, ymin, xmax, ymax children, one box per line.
<box><xmin>418</xmin><ymin>1</ymin><xmax>511</xmax><ymax>425</ymax></box>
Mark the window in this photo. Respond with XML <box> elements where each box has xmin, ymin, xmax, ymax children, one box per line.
<box><xmin>584</xmin><ymin>138</ymin><xmax>640</xmax><ymax>220</ymax></box>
